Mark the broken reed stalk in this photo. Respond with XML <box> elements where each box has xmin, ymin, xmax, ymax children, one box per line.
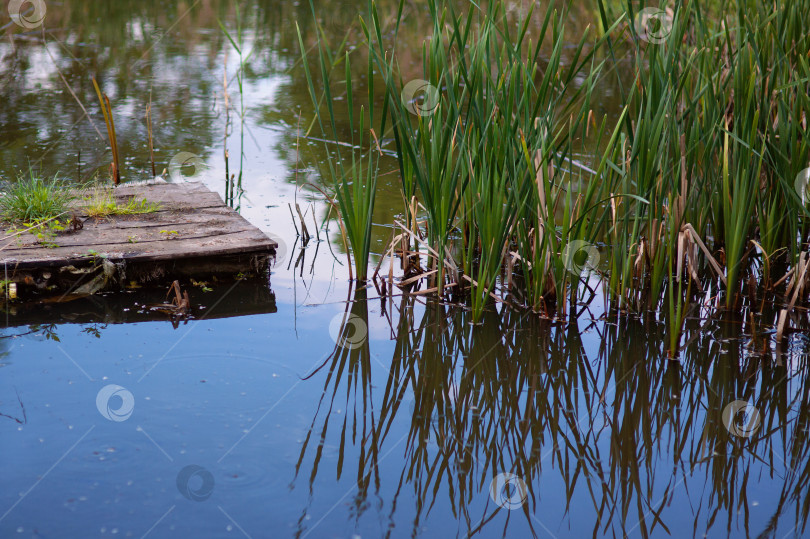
<box><xmin>287</xmin><ymin>203</ymin><xmax>300</xmax><ymax>236</ymax></box>
<box><xmin>91</xmin><ymin>77</ymin><xmax>121</xmax><ymax>185</ymax></box>
<box><xmin>295</xmin><ymin>203</ymin><xmax>311</xmax><ymax>243</ymax></box>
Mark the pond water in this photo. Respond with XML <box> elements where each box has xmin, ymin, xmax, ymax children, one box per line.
<box><xmin>1</xmin><ymin>1</ymin><xmax>809</xmax><ymax>538</ymax></box>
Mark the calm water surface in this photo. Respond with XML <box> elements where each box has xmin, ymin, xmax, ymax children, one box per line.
<box><xmin>1</xmin><ymin>1</ymin><xmax>809</xmax><ymax>538</ymax></box>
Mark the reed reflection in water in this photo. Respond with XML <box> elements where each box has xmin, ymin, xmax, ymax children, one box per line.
<box><xmin>293</xmin><ymin>290</ymin><xmax>810</xmax><ymax>538</ymax></box>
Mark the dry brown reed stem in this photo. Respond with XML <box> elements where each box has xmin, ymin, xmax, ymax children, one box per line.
<box><xmin>295</xmin><ymin>203</ymin><xmax>310</xmax><ymax>243</ymax></box>
<box><xmin>91</xmin><ymin>78</ymin><xmax>121</xmax><ymax>185</ymax></box>
<box><xmin>777</xmin><ymin>252</ymin><xmax>810</xmax><ymax>341</ymax></box>
<box><xmin>388</xmin><ymin>230</ymin><xmax>395</xmax><ymax>292</ymax></box>
<box><xmin>407</xmin><ymin>282</ymin><xmax>458</xmax><ymax>296</ymax></box>
<box><xmin>682</xmin><ymin>223</ymin><xmax>726</xmax><ymax>286</ymax></box>
<box><xmin>398</xmin><ymin>269</ymin><xmax>437</xmax><ymax>288</ymax></box>
<box><xmin>373</xmin><ymin>231</ymin><xmax>404</xmax><ymax>279</ymax></box>
<box><xmin>393</xmin><ymin>219</ymin><xmax>459</xmax><ymax>284</ymax></box>
<box><xmin>676</xmin><ymin>229</ymin><xmax>702</xmax><ymax>288</ymax></box>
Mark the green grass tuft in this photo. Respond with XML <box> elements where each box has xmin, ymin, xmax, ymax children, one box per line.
<box><xmin>83</xmin><ymin>189</ymin><xmax>161</xmax><ymax>218</ymax></box>
<box><xmin>0</xmin><ymin>171</ymin><xmax>75</xmax><ymax>223</ymax></box>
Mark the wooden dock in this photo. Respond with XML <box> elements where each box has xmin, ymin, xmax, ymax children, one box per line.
<box><xmin>0</xmin><ymin>181</ymin><xmax>278</xmax><ymax>296</ymax></box>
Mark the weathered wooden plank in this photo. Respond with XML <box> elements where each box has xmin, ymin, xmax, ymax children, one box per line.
<box><xmin>2</xmin><ymin>208</ymin><xmax>261</xmax><ymax>251</ymax></box>
<box><xmin>0</xmin><ymin>181</ymin><xmax>278</xmax><ymax>273</ymax></box>
<box><xmin>1</xmin><ymin>231</ymin><xmax>274</xmax><ymax>267</ymax></box>
<box><xmin>106</xmin><ymin>189</ymin><xmax>225</xmax><ymax>210</ymax></box>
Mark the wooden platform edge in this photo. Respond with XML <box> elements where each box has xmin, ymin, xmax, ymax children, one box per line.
<box><xmin>0</xmin><ymin>181</ymin><xmax>282</xmax><ymax>296</ymax></box>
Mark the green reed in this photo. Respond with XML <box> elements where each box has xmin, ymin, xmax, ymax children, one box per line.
<box><xmin>362</xmin><ymin>0</ymin><xmax>617</xmax><ymax>318</ymax></box>
<box><xmin>595</xmin><ymin>0</ymin><xmax>810</xmax><ymax>314</ymax></box>
<box><xmin>297</xmin><ymin>12</ymin><xmax>380</xmax><ymax>281</ymax></box>
<box><xmin>297</xmin><ymin>0</ymin><xmax>810</xmax><ymax>320</ymax></box>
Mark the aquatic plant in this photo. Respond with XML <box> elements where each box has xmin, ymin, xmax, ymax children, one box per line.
<box><xmin>360</xmin><ymin>0</ymin><xmax>622</xmax><ymax>318</ymax></box>
<box><xmin>298</xmin><ymin>0</ymin><xmax>810</xmax><ymax>326</ymax></box>
<box><xmin>297</xmin><ymin>12</ymin><xmax>380</xmax><ymax>281</ymax></box>
<box><xmin>594</xmin><ymin>0</ymin><xmax>810</xmax><ymax>314</ymax></box>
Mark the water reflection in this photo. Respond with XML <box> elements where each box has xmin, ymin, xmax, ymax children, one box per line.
<box><xmin>0</xmin><ymin>278</ymin><xmax>276</xmax><ymax>329</ymax></box>
<box><xmin>296</xmin><ymin>292</ymin><xmax>810</xmax><ymax>537</ymax></box>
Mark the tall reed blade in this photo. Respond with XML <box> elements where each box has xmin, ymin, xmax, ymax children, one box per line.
<box><xmin>92</xmin><ymin>77</ymin><xmax>121</xmax><ymax>185</ymax></box>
